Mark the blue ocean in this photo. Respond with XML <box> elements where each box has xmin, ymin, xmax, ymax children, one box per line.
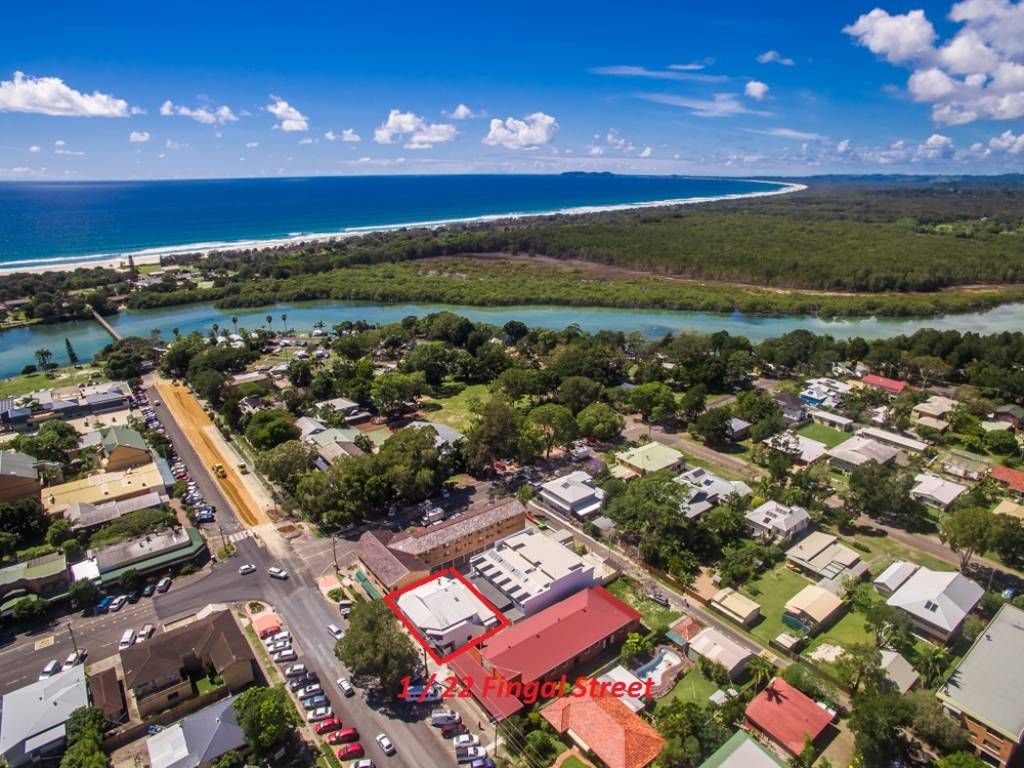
<box><xmin>0</xmin><ymin>174</ymin><xmax>790</xmax><ymax>268</ymax></box>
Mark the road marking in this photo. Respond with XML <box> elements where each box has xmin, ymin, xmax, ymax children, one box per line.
<box><xmin>33</xmin><ymin>636</ymin><xmax>55</xmax><ymax>651</ymax></box>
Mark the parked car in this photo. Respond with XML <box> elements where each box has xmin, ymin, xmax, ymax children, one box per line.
<box><xmin>38</xmin><ymin>660</ymin><xmax>60</xmax><ymax>680</ymax></box>
<box><xmin>375</xmin><ymin>733</ymin><xmax>396</xmax><ymax>756</ymax></box>
<box><xmin>156</xmin><ymin>577</ymin><xmax>172</xmax><ymax>593</ymax></box>
<box><xmin>648</xmin><ymin>592</ymin><xmax>670</xmax><ymax>607</ymax></box>
<box><xmin>315</xmin><ymin>718</ymin><xmax>343</xmax><ymax>735</ymax></box>
<box><xmin>328</xmin><ymin>728</ymin><xmax>360</xmax><ymax>745</ymax></box>
<box><xmin>118</xmin><ymin>629</ymin><xmax>136</xmax><ymax>650</ymax></box>
<box><xmin>407</xmin><ymin>683</ymin><xmax>443</xmax><ymax>703</ymax></box>
<box><xmin>267</xmin><ymin>640</ymin><xmax>291</xmax><ymax>653</ymax></box>
<box><xmin>273</xmin><ymin>650</ymin><xmax>297</xmax><ymax>663</ymax></box>
<box><xmin>306</xmin><ymin>707</ymin><xmax>333</xmax><ymax>723</ymax></box>
<box><xmin>95</xmin><ymin>595</ymin><xmax>114</xmax><ymax>613</ymax></box>
<box><xmin>337</xmin><ymin>743</ymin><xmax>365</xmax><ymax>760</ymax></box>
<box><xmin>259</xmin><ymin>625</ymin><xmax>283</xmax><ymax>640</ymax></box>
<box><xmin>267</xmin><ymin>566</ymin><xmax>288</xmax><ymax>580</ymax></box>
<box><xmin>337</xmin><ymin>677</ymin><xmax>355</xmax><ymax>697</ymax></box>
<box><xmin>468</xmin><ymin>759</ymin><xmax>496</xmax><ymax>768</ymax></box>
<box><xmin>238</xmin><ymin>563</ymin><xmax>256</xmax><ymax>575</ymax></box>
<box><xmin>452</xmin><ymin>734</ymin><xmax>480</xmax><ymax>748</ymax></box>
<box><xmin>62</xmin><ymin>651</ymin><xmax>84</xmax><ymax>670</ymax></box>
<box><xmin>351</xmin><ymin>761</ymin><xmax>376</xmax><ymax>768</ymax></box>
<box><xmin>430</xmin><ymin>710</ymin><xmax>461</xmax><ymax>726</ymax></box>
<box><xmin>302</xmin><ymin>695</ymin><xmax>328</xmax><ymax>711</ymax></box>
<box><xmin>284</xmin><ymin>663</ymin><xmax>307</xmax><ymax>678</ymax></box>
<box><xmin>456</xmin><ymin>747</ymin><xmax>487</xmax><ymax>764</ymax></box>
<box><xmin>266</xmin><ymin>631</ymin><xmax>291</xmax><ymax>644</ymax></box>
<box><xmin>109</xmin><ymin>595</ymin><xmax>127</xmax><ymax>612</ymax></box>
<box><xmin>298</xmin><ymin>683</ymin><xmax>322</xmax><ymax>698</ymax></box>
<box><xmin>440</xmin><ymin>723</ymin><xmax>468</xmax><ymax>738</ymax></box>
<box><xmin>142</xmin><ymin>584</ymin><xmax>156</xmax><ymax>598</ymax></box>
<box><xmin>138</xmin><ymin>623</ymin><xmax>155</xmax><ymax>640</ymax></box>
<box><xmin>327</xmin><ymin>623</ymin><xmax>344</xmax><ymax>641</ymax></box>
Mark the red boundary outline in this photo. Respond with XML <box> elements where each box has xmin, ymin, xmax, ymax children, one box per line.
<box><xmin>383</xmin><ymin>567</ymin><xmax>510</xmax><ymax>665</ymax></box>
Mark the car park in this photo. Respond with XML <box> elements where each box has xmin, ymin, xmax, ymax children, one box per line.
<box><xmin>306</xmin><ymin>707</ymin><xmax>333</xmax><ymax>723</ymax></box>
<box><xmin>283</xmin><ymin>663</ymin><xmax>307</xmax><ymax>677</ymax></box>
<box><xmin>39</xmin><ymin>660</ymin><xmax>60</xmax><ymax>680</ymax></box>
<box><xmin>452</xmin><ymin>734</ymin><xmax>480</xmax><ymax>748</ymax></box>
<box><xmin>337</xmin><ymin>743</ymin><xmax>365</xmax><ymax>760</ymax></box>
<box><xmin>109</xmin><ymin>595</ymin><xmax>127</xmax><ymax>612</ymax></box>
<box><xmin>315</xmin><ymin>718</ymin><xmax>343</xmax><ymax>735</ymax></box>
<box><xmin>273</xmin><ymin>649</ymin><xmax>297</xmax><ymax>663</ymax></box>
<box><xmin>268</xmin><ymin>566</ymin><xmax>288</xmax><ymax>579</ymax></box>
<box><xmin>375</xmin><ymin>733</ymin><xmax>396</xmax><ymax>756</ymax></box>
<box><xmin>336</xmin><ymin>677</ymin><xmax>354</xmax><ymax>697</ymax></box>
<box><xmin>238</xmin><ymin>563</ymin><xmax>256</xmax><ymax>575</ymax></box>
<box><xmin>328</xmin><ymin>728</ymin><xmax>360</xmax><ymax>745</ymax></box>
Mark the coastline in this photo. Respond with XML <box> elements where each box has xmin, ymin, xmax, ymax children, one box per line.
<box><xmin>0</xmin><ymin>180</ymin><xmax>806</xmax><ymax>276</ymax></box>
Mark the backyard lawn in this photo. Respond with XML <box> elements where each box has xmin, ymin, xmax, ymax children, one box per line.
<box><xmin>606</xmin><ymin>577</ymin><xmax>681</xmax><ymax>630</ymax></box>
<box><xmin>741</xmin><ymin>564</ymin><xmax>810</xmax><ymax>645</ymax></box>
<box><xmin>805</xmin><ymin>609</ymin><xmax>875</xmax><ymax>658</ymax></box>
<box><xmin>419</xmin><ymin>382</ymin><xmax>489</xmax><ymax>433</ymax></box>
<box><xmin>0</xmin><ymin>365</ymin><xmax>105</xmax><ymax>398</ymax></box>
<box><xmin>560</xmin><ymin>757</ymin><xmax>594</xmax><ymax>768</ymax></box>
<box><xmin>797</xmin><ymin>422</ymin><xmax>851</xmax><ymax>449</ymax></box>
<box><xmin>835</xmin><ymin>527</ymin><xmax>953</xmax><ymax>573</ymax></box>
<box><xmin>654</xmin><ymin>666</ymin><xmax>720</xmax><ymax>712</ymax></box>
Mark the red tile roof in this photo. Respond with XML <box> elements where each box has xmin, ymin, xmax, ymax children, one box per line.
<box><xmin>862</xmin><ymin>374</ymin><xmax>908</xmax><ymax>395</ymax></box>
<box><xmin>745</xmin><ymin>678</ymin><xmax>833</xmax><ymax>756</ymax></box>
<box><xmin>670</xmin><ymin>616</ymin><xmax>703</xmax><ymax>642</ymax></box>
<box><xmin>542</xmin><ymin>693</ymin><xmax>665</xmax><ymax>768</ymax></box>
<box><xmin>448</xmin><ymin>652</ymin><xmax>524</xmax><ymax>721</ymax></box>
<box><xmin>992</xmin><ymin>465</ymin><xmax>1024</xmax><ymax>494</ymax></box>
<box><xmin>479</xmin><ymin>587</ymin><xmax>641</xmax><ymax>684</ymax></box>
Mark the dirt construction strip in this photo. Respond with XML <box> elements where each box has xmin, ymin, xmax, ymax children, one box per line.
<box><xmin>154</xmin><ymin>377</ymin><xmax>271</xmax><ymax>528</ymax></box>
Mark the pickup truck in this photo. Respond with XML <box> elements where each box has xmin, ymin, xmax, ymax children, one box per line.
<box><xmin>456</xmin><ymin>746</ymin><xmax>487</xmax><ymax>764</ymax></box>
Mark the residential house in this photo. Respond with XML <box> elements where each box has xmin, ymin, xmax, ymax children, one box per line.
<box><xmin>914</xmin><ymin>395</ymin><xmax>959</xmax><ymax>420</ymax></box>
<box><xmin>146</xmin><ymin>694</ymin><xmax>247</xmax><ymax>768</ymax></box>
<box><xmin>745</xmin><ymin>501</ymin><xmax>811</xmax><ymax>541</ymax></box>
<box><xmin>395</xmin><ymin>575</ymin><xmax>500</xmax><ymax>655</ymax></box>
<box><xmin>880</xmin><ymin>650</ymin><xmax>919</xmax><ymax>694</ymax></box>
<box><xmin>80</xmin><ymin>426</ymin><xmax>151</xmax><ymax>471</ymax></box>
<box><xmin>993</xmin><ymin>404</ymin><xmax>1024</xmax><ymax>430</ymax></box>
<box><xmin>726</xmin><ymin>417</ymin><xmax>751</xmax><ymax>441</ymax></box>
<box><xmin>800</xmin><ymin>378</ymin><xmax>851</xmax><ymax>409</ymax></box>
<box><xmin>856</xmin><ymin>426</ymin><xmax>928</xmax><ymax>453</ymax></box>
<box><xmin>873</xmin><ymin>560</ymin><xmax>919</xmax><ymax>597</ymax></box>
<box><xmin>357</xmin><ymin>529</ymin><xmax>429</xmax><ymax>594</ymax></box>
<box><xmin>785</xmin><ymin>532</ymin><xmax>868</xmax><ymax>582</ymax></box>
<box><xmin>937</xmin><ymin>604</ymin><xmax>1024</xmax><ymax>768</ymax></box>
<box><xmin>826</xmin><ymin>436</ymin><xmax>899</xmax><ymax>473</ymax></box>
<box><xmin>0</xmin><ymin>666</ymin><xmax>88</xmax><ymax>766</ymax></box>
<box><xmin>911</xmin><ymin>473</ymin><xmax>968</xmax><ymax>511</ymax></box>
<box><xmin>294</xmin><ymin>416</ymin><xmax>326</xmax><ymax>441</ymax></box>
<box><xmin>119</xmin><ymin>609</ymin><xmax>256</xmax><ymax>718</ymax></box>
<box><xmin>615</xmin><ymin>442</ymin><xmax>684</xmax><ymax>476</ymax></box>
<box><xmin>885</xmin><ymin>566</ymin><xmax>983</xmax><ymax>643</ymax></box>
<box><xmin>808</xmin><ymin>409</ymin><xmax>853</xmax><ymax>432</ymax></box>
<box><xmin>541</xmin><ymin>692</ymin><xmax>665</xmax><ymax>768</ymax></box>
<box><xmin>783</xmin><ymin>585</ymin><xmax>845</xmax><ymax>635</ymax></box>
<box><xmin>745</xmin><ymin>677</ymin><xmax>834</xmax><ymax>758</ymax></box>
<box><xmin>687</xmin><ymin>627</ymin><xmax>752</xmax><ymax>680</ymax></box>
<box><xmin>698</xmin><ymin>731</ymin><xmax>786</xmax><ymax>768</ymax></box>
<box><xmin>991</xmin><ymin>465</ymin><xmax>1024</xmax><ymax>498</ymax></box>
<box><xmin>993</xmin><ymin>499</ymin><xmax>1024</xmax><ymax>521</ymax></box>
<box><xmin>225</xmin><ymin>372</ymin><xmax>268</xmax><ymax>391</ymax></box>
<box><xmin>0</xmin><ymin>450</ymin><xmax>40</xmax><ymax>503</ymax></box>
<box><xmin>469</xmin><ymin>528</ymin><xmax>599</xmax><ymax>619</ymax></box>
<box><xmin>675</xmin><ymin>468</ymin><xmax>752</xmax><ymax>520</ymax></box>
<box><xmin>539</xmin><ymin>470</ymin><xmax>605</xmax><ymax>519</ymax></box>
<box><xmin>89</xmin><ymin>667</ymin><xmax>127</xmax><ymax>725</ymax></box>
<box><xmin>762</xmin><ymin>432</ymin><xmax>827</xmax><ymax>465</ymax></box>
<box><xmin>408</xmin><ymin>420</ymin><xmax>464</xmax><ymax>450</ymax></box>
<box><xmin>862</xmin><ymin>373</ymin><xmax>909</xmax><ymax>397</ymax></box>
<box><xmin>709</xmin><ymin>588</ymin><xmax>761</xmax><ymax>628</ymax></box>
<box><xmin>772</xmin><ymin>392</ymin><xmax>807</xmax><ymax>426</ymax></box>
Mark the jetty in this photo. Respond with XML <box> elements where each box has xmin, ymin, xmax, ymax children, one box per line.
<box><xmin>91</xmin><ymin>309</ymin><xmax>122</xmax><ymax>341</ymax></box>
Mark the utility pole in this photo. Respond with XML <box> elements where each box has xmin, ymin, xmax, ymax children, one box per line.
<box><xmin>67</xmin><ymin>622</ymin><xmax>79</xmax><ymax>655</ymax></box>
<box><xmin>332</xmin><ymin>535</ymin><xmax>338</xmax><ymax>572</ymax></box>
<box><xmin>219</xmin><ymin>524</ymin><xmax>227</xmax><ymax>557</ymax></box>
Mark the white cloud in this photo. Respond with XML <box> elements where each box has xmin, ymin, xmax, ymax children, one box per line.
<box><xmin>907</xmin><ymin>67</ymin><xmax>957</xmax><ymax>100</ymax></box>
<box><xmin>753</xmin><ymin>127</ymin><xmax>828</xmax><ymax>140</ymax></box>
<box><xmin>745</xmin><ymin>80</ymin><xmax>770</xmax><ymax>100</ymax></box>
<box><xmin>0</xmin><ymin>71</ymin><xmax>134</xmax><ymax>117</ymax></box>
<box><xmin>266</xmin><ymin>97</ymin><xmax>309</xmax><ymax>132</ymax></box>
<box><xmin>915</xmin><ymin>133</ymin><xmax>955</xmax><ymax>159</ymax></box>
<box><xmin>989</xmin><ymin>129</ymin><xmax>1024</xmax><ymax>153</ymax></box>
<box><xmin>836</xmin><ymin>138</ymin><xmax>851</xmax><ymax>154</ymax></box>
<box><xmin>246</xmin><ymin>141</ymin><xmax>259</xmax><ymax>148</ymax></box>
<box><xmin>299</xmin><ymin>137</ymin><xmax>316</xmax><ymax>145</ymax></box>
<box><xmin>756</xmin><ymin>50</ymin><xmax>795</xmax><ymax>66</ymax></box>
<box><xmin>373</xmin><ymin>109</ymin><xmax>457</xmax><ymax>148</ymax></box>
<box><xmin>445</xmin><ymin>103</ymin><xmax>482</xmax><ymax>119</ymax></box>
<box><xmin>54</xmin><ymin>147</ymin><xmax>84</xmax><ymax>156</ymax></box>
<box><xmin>165</xmin><ymin>138</ymin><xmax>187</xmax><ymax>150</ymax></box>
<box><xmin>483</xmin><ymin>112</ymin><xmax>559</xmax><ymax>149</ymax></box>
<box><xmin>605</xmin><ymin>129</ymin><xmax>635</xmax><ymax>153</ymax></box>
<box><xmin>587</xmin><ymin>146</ymin><xmax>604</xmax><ymax>156</ymax></box>
<box><xmin>589</xmin><ymin>65</ymin><xmax>729</xmax><ymax>83</ymax></box>
<box><xmin>129</xmin><ymin>131</ymin><xmax>150</xmax><ymax>143</ymax></box>
<box><xmin>843</xmin><ymin>9</ymin><xmax>936</xmax><ymax>63</ymax></box>
<box><xmin>160</xmin><ymin>100</ymin><xmax>238</xmax><ymax>125</ymax></box>
<box><xmin>325</xmin><ymin>129</ymin><xmax>360</xmax><ymax>142</ymax></box>
<box><xmin>640</xmin><ymin>146</ymin><xmax>652</xmax><ymax>157</ymax></box>
<box><xmin>29</xmin><ymin>145</ymin><xmax>41</xmax><ymax>153</ymax></box>
<box><xmin>938</xmin><ymin>29</ymin><xmax>999</xmax><ymax>74</ymax></box>
<box><xmin>54</xmin><ymin>139</ymin><xmax>65</xmax><ymax>147</ymax></box>
<box><xmin>639</xmin><ymin>92</ymin><xmax>770</xmax><ymax>118</ymax></box>
<box><xmin>669</xmin><ymin>61</ymin><xmax>710</xmax><ymax>71</ymax></box>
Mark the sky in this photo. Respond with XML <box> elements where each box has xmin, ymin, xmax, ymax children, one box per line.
<box><xmin>2</xmin><ymin>0</ymin><xmax>1024</xmax><ymax>180</ymax></box>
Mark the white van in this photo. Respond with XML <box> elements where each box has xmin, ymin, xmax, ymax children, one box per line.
<box><xmin>118</xmin><ymin>629</ymin><xmax>137</xmax><ymax>650</ymax></box>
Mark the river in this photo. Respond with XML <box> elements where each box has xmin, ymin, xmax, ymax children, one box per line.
<box><xmin>4</xmin><ymin>299</ymin><xmax>1024</xmax><ymax>380</ymax></box>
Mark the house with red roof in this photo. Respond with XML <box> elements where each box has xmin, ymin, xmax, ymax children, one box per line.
<box><xmin>448</xmin><ymin>586</ymin><xmax>641</xmax><ymax>720</ymax></box>
<box><xmin>861</xmin><ymin>373</ymin><xmax>909</xmax><ymax>397</ymax></box>
<box><xmin>542</xmin><ymin>693</ymin><xmax>665</xmax><ymax>768</ymax></box>
<box><xmin>992</xmin><ymin>465</ymin><xmax>1024</xmax><ymax>497</ymax></box>
<box><xmin>744</xmin><ymin>678</ymin><xmax>833</xmax><ymax>757</ymax></box>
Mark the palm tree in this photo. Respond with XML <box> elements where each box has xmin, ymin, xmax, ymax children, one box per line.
<box><xmin>231</xmin><ymin>316</ymin><xmax>239</xmax><ymax>333</ymax></box>
<box><xmin>916</xmin><ymin>644</ymin><xmax>949</xmax><ymax>687</ymax></box>
<box><xmin>172</xmin><ymin>327</ymin><xmax>180</xmax><ymax>339</ymax></box>
<box><xmin>34</xmin><ymin>348</ymin><xmax>52</xmax><ymax>371</ymax></box>
<box><xmin>265</xmin><ymin>314</ymin><xmax>273</xmax><ymax>332</ymax></box>
<box><xmin>747</xmin><ymin>655</ymin><xmax>775</xmax><ymax>691</ymax></box>
<box><xmin>281</xmin><ymin>313</ymin><xmax>288</xmax><ymax>334</ymax></box>
<box><xmin>211</xmin><ymin>323</ymin><xmax>220</xmax><ymax>340</ymax></box>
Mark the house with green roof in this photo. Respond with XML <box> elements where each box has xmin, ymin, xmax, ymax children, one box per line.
<box><xmin>0</xmin><ymin>553</ymin><xmax>68</xmax><ymax>616</ymax></box>
<box><xmin>699</xmin><ymin>731</ymin><xmax>786</xmax><ymax>768</ymax></box>
<box><xmin>615</xmin><ymin>442</ymin><xmax>684</xmax><ymax>477</ymax></box>
<box><xmin>88</xmin><ymin>426</ymin><xmax>151</xmax><ymax>471</ymax></box>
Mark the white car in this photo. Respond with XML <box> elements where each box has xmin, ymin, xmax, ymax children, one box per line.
<box><xmin>268</xmin><ymin>566</ymin><xmax>288</xmax><ymax>580</ymax></box>
<box><xmin>284</xmin><ymin>663</ymin><xmax>307</xmax><ymax>678</ymax></box>
<box><xmin>109</xmin><ymin>595</ymin><xmax>127</xmax><ymax>612</ymax></box>
<box><xmin>238</xmin><ymin>563</ymin><xmax>256</xmax><ymax>575</ymax></box>
<box><xmin>351</xmin><ymin>761</ymin><xmax>375</xmax><ymax>768</ymax></box>
<box><xmin>327</xmin><ymin>623</ymin><xmax>344</xmax><ymax>640</ymax></box>
<box><xmin>265</xmin><ymin>630</ymin><xmax>291</xmax><ymax>644</ymax></box>
<box><xmin>61</xmin><ymin>651</ymin><xmax>84</xmax><ymax>670</ymax></box>
<box><xmin>337</xmin><ymin>677</ymin><xmax>355</xmax><ymax>697</ymax></box>
<box><xmin>38</xmin><ymin>660</ymin><xmax>60</xmax><ymax>680</ymax></box>
<box><xmin>375</xmin><ymin>733</ymin><xmax>396</xmax><ymax>756</ymax></box>
<box><xmin>306</xmin><ymin>706</ymin><xmax>333</xmax><ymax>723</ymax></box>
<box><xmin>299</xmin><ymin>683</ymin><xmax>322</xmax><ymax>698</ymax></box>
<box><xmin>267</xmin><ymin>640</ymin><xmax>292</xmax><ymax>653</ymax></box>
<box><xmin>273</xmin><ymin>649</ymin><xmax>297</xmax><ymax>663</ymax></box>
<box><xmin>452</xmin><ymin>734</ymin><xmax>480</xmax><ymax>748</ymax></box>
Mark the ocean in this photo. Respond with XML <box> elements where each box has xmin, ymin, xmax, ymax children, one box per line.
<box><xmin>0</xmin><ymin>174</ymin><xmax>792</xmax><ymax>269</ymax></box>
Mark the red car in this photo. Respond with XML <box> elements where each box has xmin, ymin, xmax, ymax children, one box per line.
<box><xmin>315</xmin><ymin>718</ymin><xmax>343</xmax><ymax>735</ymax></box>
<box><xmin>337</xmin><ymin>743</ymin><xmax>365</xmax><ymax>760</ymax></box>
<box><xmin>328</xmin><ymin>728</ymin><xmax>360</xmax><ymax>745</ymax></box>
<box><xmin>258</xmin><ymin>625</ymin><xmax>282</xmax><ymax>639</ymax></box>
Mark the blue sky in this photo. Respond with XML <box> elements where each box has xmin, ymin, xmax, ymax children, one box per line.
<box><xmin>2</xmin><ymin>0</ymin><xmax>1023</xmax><ymax>179</ymax></box>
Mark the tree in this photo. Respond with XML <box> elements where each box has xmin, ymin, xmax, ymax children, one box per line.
<box><xmin>940</xmin><ymin>506</ymin><xmax>1000</xmax><ymax>571</ymax></box>
<box><xmin>34</xmin><ymin>348</ymin><xmax>53</xmax><ymax>371</ymax></box>
<box><xmin>527</xmin><ymin>403</ymin><xmax>577</xmax><ymax>458</ymax></box>
<box><xmin>691</xmin><ymin>408</ymin><xmax>732</xmax><ymax>445</ymax></box>
<box><xmin>68</xmin><ymin>579</ymin><xmax>100</xmax><ymax>609</ymax></box>
<box><xmin>12</xmin><ymin>595</ymin><xmax>47</xmax><ymax>621</ymax></box>
<box><xmin>210</xmin><ymin>751</ymin><xmax>246</xmax><ymax>768</ymax></box>
<box><xmin>914</xmin><ymin>643</ymin><xmax>949</xmax><ymax>687</ymax></box>
<box><xmin>401</xmin><ymin>341</ymin><xmax>453</xmax><ymax>386</ymax></box>
<box><xmin>0</xmin><ymin>531</ymin><xmax>16</xmax><ymax>559</ymax></box>
<box><xmin>60</xmin><ymin>706</ymin><xmax>107</xmax><ymax>768</ymax></box>
<box><xmin>336</xmin><ymin>600</ymin><xmax>419</xmax><ymax>692</ymax></box>
<box><xmin>119</xmin><ymin>568</ymin><xmax>141</xmax><ymax>592</ymax></box>
<box><xmin>864</xmin><ymin>603</ymin><xmax>914</xmax><ymax>652</ymax></box>
<box><xmin>45</xmin><ymin>518</ymin><xmax>73</xmax><ymax>547</ymax></box>
<box><xmin>620</xmin><ymin>632</ymin><xmax>652</xmax><ymax>663</ymax></box>
<box><xmin>65</xmin><ymin>707</ymin><xmax>107</xmax><ymax>745</ymax></box>
<box><xmin>464</xmin><ymin>398</ymin><xmax>522</xmax><ymax>473</ymax></box>
<box><xmin>255</xmin><ymin>440</ymin><xmax>317</xmax><ymax>491</ymax></box>
<box><xmin>629</xmin><ymin>382</ymin><xmax>677</xmax><ymax>423</ymax></box>
<box><xmin>65</xmin><ymin>338</ymin><xmax>80</xmax><ymax>366</ymax></box>
<box><xmin>983</xmin><ymin>428</ymin><xmax>1019</xmax><ymax>455</ymax></box>
<box><xmin>848</xmin><ymin>691</ymin><xmax>913</xmax><ymax>766</ymax></box>
<box><xmin>937</xmin><ymin>754</ymin><xmax>987</xmax><ymax>768</ymax></box>
<box><xmin>0</xmin><ymin>498</ymin><xmax>49</xmax><ymax>548</ymax></box>
<box><xmin>377</xmin><ymin>426</ymin><xmax>447</xmax><ymax>502</ymax></box>
<box><xmin>907</xmin><ymin>690</ymin><xmax>971</xmax><ymax>753</ymax></box>
<box><xmin>287</xmin><ymin>358</ymin><xmax>313</xmax><ymax>387</ymax></box>
<box><xmin>244</xmin><ymin>409</ymin><xmax>299</xmax><ymax>450</ymax></box>
<box><xmin>844</xmin><ymin>461</ymin><xmax>921</xmax><ymax>527</ymax></box>
<box><xmin>576</xmin><ymin>402</ymin><xmax>624</xmax><ymax>441</ymax></box>
<box><xmin>556</xmin><ymin>376</ymin><xmax>604</xmax><ymax>415</ymax></box>
<box><xmin>232</xmin><ymin>685</ymin><xmax>297</xmax><ymax>753</ymax></box>
<box><xmin>494</xmin><ymin>367</ymin><xmax>545</xmax><ymax>402</ymax></box>
<box><xmin>679</xmin><ymin>384</ymin><xmax>708</xmax><ymax>422</ymax></box>
<box><xmin>370</xmin><ymin>371</ymin><xmax>425</xmax><ymax>419</ymax></box>
<box><xmin>746</xmin><ymin>655</ymin><xmax>775</xmax><ymax>691</ymax></box>
<box><xmin>835</xmin><ymin>643</ymin><xmax>883</xmax><ymax>694</ymax></box>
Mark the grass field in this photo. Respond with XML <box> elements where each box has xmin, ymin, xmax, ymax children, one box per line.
<box><xmin>797</xmin><ymin>422</ymin><xmax>852</xmax><ymax>449</ymax></box>
<box><xmin>419</xmin><ymin>382</ymin><xmax>489</xmax><ymax>433</ymax></box>
<box><xmin>836</xmin><ymin>527</ymin><xmax>954</xmax><ymax>573</ymax></box>
<box><xmin>654</xmin><ymin>666</ymin><xmax>720</xmax><ymax>712</ymax></box>
<box><xmin>606</xmin><ymin>577</ymin><xmax>681</xmax><ymax>630</ymax></box>
<box><xmin>741</xmin><ymin>564</ymin><xmax>812</xmax><ymax>645</ymax></box>
<box><xmin>559</xmin><ymin>757</ymin><xmax>593</xmax><ymax>768</ymax></box>
<box><xmin>806</xmin><ymin>610</ymin><xmax>875</xmax><ymax>658</ymax></box>
<box><xmin>0</xmin><ymin>366</ymin><xmax>105</xmax><ymax>398</ymax></box>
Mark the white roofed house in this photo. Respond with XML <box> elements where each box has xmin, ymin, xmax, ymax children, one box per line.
<box><xmin>745</xmin><ymin>501</ymin><xmax>811</xmax><ymax>541</ymax></box>
<box><xmin>762</xmin><ymin>431</ymin><xmax>827</xmax><ymax>466</ymax></box>
<box><xmin>826</xmin><ymin>436</ymin><xmax>899</xmax><ymax>473</ymax></box>
<box><xmin>539</xmin><ymin>470</ymin><xmax>604</xmax><ymax>519</ymax></box>
<box><xmin>911</xmin><ymin>474</ymin><xmax>967</xmax><ymax>511</ymax></box>
<box><xmin>687</xmin><ymin>627</ymin><xmax>752</xmax><ymax>680</ymax></box>
<box><xmin>408</xmin><ymin>420</ymin><xmax>464</xmax><ymax>452</ymax></box>
<box><xmin>885</xmin><ymin>566</ymin><xmax>984</xmax><ymax>643</ymax></box>
<box><xmin>674</xmin><ymin>467</ymin><xmax>752</xmax><ymax>520</ymax></box>
<box><xmin>294</xmin><ymin>416</ymin><xmax>326</xmax><ymax>441</ymax></box>
<box><xmin>0</xmin><ymin>667</ymin><xmax>88</xmax><ymax>766</ymax></box>
<box><xmin>395</xmin><ymin>574</ymin><xmax>499</xmax><ymax>655</ymax></box>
